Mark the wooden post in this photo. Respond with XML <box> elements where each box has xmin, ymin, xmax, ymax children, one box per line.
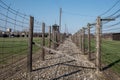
<box><xmin>87</xmin><ymin>23</ymin><xmax>91</xmax><ymax>60</ymax></box>
<box><xmin>42</xmin><ymin>22</ymin><xmax>45</xmax><ymax>61</ymax></box>
<box><xmin>61</xmin><ymin>34</ymin><xmax>63</xmax><ymax>43</ymax></box>
<box><xmin>28</xmin><ymin>16</ymin><xmax>34</xmax><ymax>72</ymax></box>
<box><xmin>77</xmin><ymin>32</ymin><xmax>79</xmax><ymax>46</ymax></box>
<box><xmin>52</xmin><ymin>25</ymin><xmax>56</xmax><ymax>49</ymax></box>
<box><xmin>56</xmin><ymin>26</ymin><xmax>59</xmax><ymax>43</ymax></box>
<box><xmin>73</xmin><ymin>34</ymin><xmax>75</xmax><ymax>43</ymax></box>
<box><xmin>74</xmin><ymin>34</ymin><xmax>75</xmax><ymax>43</ymax></box>
<box><xmin>72</xmin><ymin>35</ymin><xmax>74</xmax><ymax>43</ymax></box>
<box><xmin>58</xmin><ymin>30</ymin><xmax>60</xmax><ymax>44</ymax></box>
<box><xmin>76</xmin><ymin>33</ymin><xmax>77</xmax><ymax>45</ymax></box>
<box><xmin>96</xmin><ymin>16</ymin><xmax>101</xmax><ymax>72</ymax></box>
<box><xmin>78</xmin><ymin>31</ymin><xmax>80</xmax><ymax>47</ymax></box>
<box><xmin>56</xmin><ymin>25</ymin><xmax>59</xmax><ymax>47</ymax></box>
<box><xmin>49</xmin><ymin>26</ymin><xmax>51</xmax><ymax>53</ymax></box>
<box><xmin>82</xmin><ymin>28</ymin><xmax>85</xmax><ymax>54</ymax></box>
<box><xmin>74</xmin><ymin>34</ymin><xmax>76</xmax><ymax>43</ymax></box>
<box><xmin>49</xmin><ymin>26</ymin><xmax>51</xmax><ymax>46</ymax></box>
<box><xmin>74</xmin><ymin>34</ymin><xmax>76</xmax><ymax>44</ymax></box>
<box><xmin>80</xmin><ymin>29</ymin><xmax>82</xmax><ymax>51</ymax></box>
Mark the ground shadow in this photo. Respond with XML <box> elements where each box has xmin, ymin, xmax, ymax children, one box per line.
<box><xmin>102</xmin><ymin>59</ymin><xmax>120</xmax><ymax>71</ymax></box>
<box><xmin>32</xmin><ymin>60</ymin><xmax>75</xmax><ymax>72</ymax></box>
<box><xmin>62</xmin><ymin>63</ymin><xmax>96</xmax><ymax>70</ymax></box>
<box><xmin>52</xmin><ymin>69</ymin><xmax>81</xmax><ymax>80</ymax></box>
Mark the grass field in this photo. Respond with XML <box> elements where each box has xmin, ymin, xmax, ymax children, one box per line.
<box><xmin>90</xmin><ymin>38</ymin><xmax>120</xmax><ymax>74</ymax></box>
<box><xmin>0</xmin><ymin>37</ymin><xmax>120</xmax><ymax>74</ymax></box>
<box><xmin>0</xmin><ymin>37</ymin><xmax>48</xmax><ymax>65</ymax></box>
<box><xmin>101</xmin><ymin>39</ymin><xmax>120</xmax><ymax>74</ymax></box>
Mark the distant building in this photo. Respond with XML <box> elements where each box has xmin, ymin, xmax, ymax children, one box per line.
<box><xmin>6</xmin><ymin>28</ymin><xmax>12</xmax><ymax>32</ymax></box>
<box><xmin>33</xmin><ymin>33</ymin><xmax>48</xmax><ymax>37</ymax></box>
<box><xmin>112</xmin><ymin>33</ymin><xmax>120</xmax><ymax>40</ymax></box>
<box><xmin>0</xmin><ymin>30</ymin><xmax>2</xmax><ymax>37</ymax></box>
<box><xmin>102</xmin><ymin>33</ymin><xmax>120</xmax><ymax>41</ymax></box>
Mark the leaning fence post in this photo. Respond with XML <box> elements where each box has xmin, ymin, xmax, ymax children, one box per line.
<box><xmin>96</xmin><ymin>16</ymin><xmax>101</xmax><ymax>72</ymax></box>
<box><xmin>42</xmin><ymin>22</ymin><xmax>45</xmax><ymax>61</ymax></box>
<box><xmin>87</xmin><ymin>23</ymin><xmax>91</xmax><ymax>60</ymax></box>
<box><xmin>28</xmin><ymin>16</ymin><xmax>34</xmax><ymax>72</ymax></box>
<box><xmin>48</xmin><ymin>26</ymin><xmax>51</xmax><ymax>53</ymax></box>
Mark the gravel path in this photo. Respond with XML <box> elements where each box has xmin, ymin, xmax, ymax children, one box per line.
<box><xmin>29</xmin><ymin>38</ymin><xmax>102</xmax><ymax>80</ymax></box>
<box><xmin>5</xmin><ymin>38</ymin><xmax>105</xmax><ymax>80</ymax></box>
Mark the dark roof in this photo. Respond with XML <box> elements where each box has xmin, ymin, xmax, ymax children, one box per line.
<box><xmin>112</xmin><ymin>33</ymin><xmax>120</xmax><ymax>35</ymax></box>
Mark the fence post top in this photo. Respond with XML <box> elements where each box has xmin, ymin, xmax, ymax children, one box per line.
<box><xmin>97</xmin><ymin>16</ymin><xmax>101</xmax><ymax>19</ymax></box>
<box><xmin>87</xmin><ymin>23</ymin><xmax>90</xmax><ymax>26</ymax></box>
<box><xmin>30</xmin><ymin>16</ymin><xmax>34</xmax><ymax>19</ymax></box>
<box><xmin>82</xmin><ymin>27</ymin><xmax>85</xmax><ymax>29</ymax></box>
<box><xmin>42</xmin><ymin>22</ymin><xmax>45</xmax><ymax>26</ymax></box>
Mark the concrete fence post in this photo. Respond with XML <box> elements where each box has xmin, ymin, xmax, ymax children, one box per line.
<box><xmin>96</xmin><ymin>16</ymin><xmax>101</xmax><ymax>72</ymax></box>
<box><xmin>87</xmin><ymin>23</ymin><xmax>91</xmax><ymax>60</ymax></box>
<box><xmin>42</xmin><ymin>22</ymin><xmax>45</xmax><ymax>61</ymax></box>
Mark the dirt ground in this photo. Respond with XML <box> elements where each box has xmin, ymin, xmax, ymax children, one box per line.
<box><xmin>29</xmin><ymin>38</ymin><xmax>103</xmax><ymax>80</ymax></box>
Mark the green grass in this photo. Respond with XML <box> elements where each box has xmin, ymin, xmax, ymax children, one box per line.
<box><xmin>101</xmin><ymin>39</ymin><xmax>120</xmax><ymax>74</ymax></box>
<box><xmin>0</xmin><ymin>38</ymin><xmax>28</xmax><ymax>57</ymax></box>
<box><xmin>0</xmin><ymin>37</ymin><xmax>48</xmax><ymax>65</ymax></box>
<box><xmin>91</xmin><ymin>38</ymin><xmax>120</xmax><ymax>74</ymax></box>
<box><xmin>90</xmin><ymin>38</ymin><xmax>96</xmax><ymax>52</ymax></box>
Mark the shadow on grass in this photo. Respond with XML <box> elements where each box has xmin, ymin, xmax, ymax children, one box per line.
<box><xmin>102</xmin><ymin>59</ymin><xmax>120</xmax><ymax>71</ymax></box>
<box><xmin>32</xmin><ymin>60</ymin><xmax>75</xmax><ymax>72</ymax></box>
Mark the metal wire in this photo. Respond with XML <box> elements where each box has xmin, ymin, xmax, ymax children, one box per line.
<box><xmin>0</xmin><ymin>0</ymin><xmax>30</xmax><ymax>79</ymax></box>
<box><xmin>99</xmin><ymin>0</ymin><xmax>120</xmax><ymax>16</ymax></box>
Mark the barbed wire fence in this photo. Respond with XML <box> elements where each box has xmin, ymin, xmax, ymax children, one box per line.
<box><xmin>0</xmin><ymin>0</ymin><xmax>49</xmax><ymax>79</ymax></box>
<box><xmin>0</xmin><ymin>0</ymin><xmax>31</xmax><ymax>79</ymax></box>
<box><xmin>72</xmin><ymin>6</ymin><xmax>120</xmax><ymax>76</ymax></box>
<box><xmin>0</xmin><ymin>0</ymin><xmax>120</xmax><ymax>79</ymax></box>
<box><xmin>0</xmin><ymin>0</ymin><xmax>67</xmax><ymax>78</ymax></box>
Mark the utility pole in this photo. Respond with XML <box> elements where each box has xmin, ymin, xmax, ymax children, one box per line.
<box><xmin>59</xmin><ymin>8</ymin><xmax>62</xmax><ymax>31</ymax></box>
<box><xmin>59</xmin><ymin>8</ymin><xmax>62</xmax><ymax>42</ymax></box>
